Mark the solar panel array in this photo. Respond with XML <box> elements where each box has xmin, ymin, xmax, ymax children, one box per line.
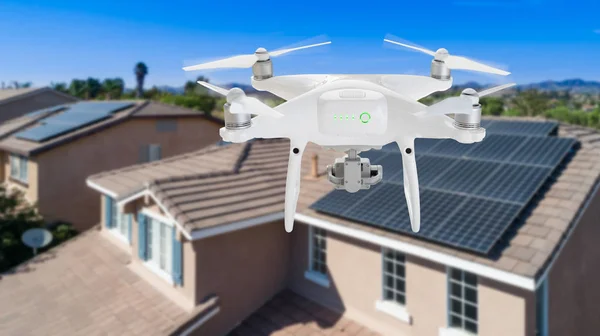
<box><xmin>15</xmin><ymin>102</ymin><xmax>134</xmax><ymax>143</ymax></box>
<box><xmin>310</xmin><ymin>119</ymin><xmax>577</xmax><ymax>255</ymax></box>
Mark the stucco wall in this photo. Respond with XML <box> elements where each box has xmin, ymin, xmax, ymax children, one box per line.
<box><xmin>547</xmin><ymin>185</ymin><xmax>600</xmax><ymax>336</ymax></box>
<box><xmin>288</xmin><ymin>222</ymin><xmax>535</xmax><ymax>336</ymax></box>
<box><xmin>35</xmin><ymin>117</ymin><xmax>220</xmax><ymax>230</ymax></box>
<box><xmin>194</xmin><ymin>221</ymin><xmax>292</xmax><ymax>336</ymax></box>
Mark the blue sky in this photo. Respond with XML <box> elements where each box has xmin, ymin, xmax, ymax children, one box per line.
<box><xmin>1</xmin><ymin>0</ymin><xmax>599</xmax><ymax>89</ymax></box>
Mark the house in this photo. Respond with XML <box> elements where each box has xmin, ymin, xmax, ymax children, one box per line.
<box><xmin>0</xmin><ymin>100</ymin><xmax>222</xmax><ymax>231</ymax></box>
<box><xmin>1</xmin><ymin>118</ymin><xmax>599</xmax><ymax>336</ymax></box>
<box><xmin>0</xmin><ymin>87</ymin><xmax>78</xmax><ymax>123</ymax></box>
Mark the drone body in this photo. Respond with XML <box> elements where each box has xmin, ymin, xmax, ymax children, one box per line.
<box><xmin>183</xmin><ymin>37</ymin><xmax>515</xmax><ymax>234</ymax></box>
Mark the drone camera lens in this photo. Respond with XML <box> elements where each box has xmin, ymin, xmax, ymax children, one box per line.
<box><xmin>405</xmin><ymin>148</ymin><xmax>412</xmax><ymax>154</ymax></box>
<box><xmin>293</xmin><ymin>148</ymin><xmax>300</xmax><ymax>154</ymax></box>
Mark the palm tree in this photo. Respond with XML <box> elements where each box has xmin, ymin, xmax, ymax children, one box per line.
<box><xmin>134</xmin><ymin>62</ymin><xmax>148</xmax><ymax>98</ymax></box>
<box><xmin>101</xmin><ymin>78</ymin><xmax>125</xmax><ymax>100</ymax></box>
<box><xmin>68</xmin><ymin>79</ymin><xmax>86</xmax><ymax>99</ymax></box>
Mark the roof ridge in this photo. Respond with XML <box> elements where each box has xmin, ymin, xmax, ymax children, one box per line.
<box><xmin>87</xmin><ymin>143</ymin><xmax>244</xmax><ymax>181</ymax></box>
<box><xmin>147</xmin><ymin>170</ymin><xmax>235</xmax><ymax>187</ymax></box>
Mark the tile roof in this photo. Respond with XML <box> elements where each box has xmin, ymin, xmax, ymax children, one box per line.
<box><xmin>0</xmin><ymin>101</ymin><xmax>220</xmax><ymax>156</ymax></box>
<box><xmin>87</xmin><ymin>119</ymin><xmax>600</xmax><ymax>278</ymax></box>
<box><xmin>0</xmin><ymin>87</ymin><xmax>42</xmax><ymax>102</ymax></box>
<box><xmin>0</xmin><ymin>229</ymin><xmax>190</xmax><ymax>336</ymax></box>
<box><xmin>228</xmin><ymin>290</ymin><xmax>380</xmax><ymax>336</ymax></box>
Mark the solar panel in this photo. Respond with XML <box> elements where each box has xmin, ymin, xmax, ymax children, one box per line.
<box><xmin>480</xmin><ymin>119</ymin><xmax>495</xmax><ymax>128</ymax></box>
<box><xmin>45</xmin><ymin>110</ymin><xmax>110</xmax><ymax>126</ymax></box>
<box><xmin>372</xmin><ymin>152</ymin><xmax>404</xmax><ymax>181</ymax></box>
<box><xmin>309</xmin><ymin>120</ymin><xmax>578</xmax><ymax>255</ymax></box>
<box><xmin>67</xmin><ymin>101</ymin><xmax>134</xmax><ymax>114</ymax></box>
<box><xmin>485</xmin><ymin>120</ymin><xmax>558</xmax><ymax>136</ymax></box>
<box><xmin>428</xmin><ymin>197</ymin><xmax>522</xmax><ymax>254</ymax></box>
<box><xmin>15</xmin><ymin>102</ymin><xmax>133</xmax><ymax>143</ymax></box>
<box><xmin>415</xmin><ymin>138</ymin><xmax>443</xmax><ymax>154</ymax></box>
<box><xmin>24</xmin><ymin>105</ymin><xmax>66</xmax><ymax>118</ymax></box>
<box><xmin>360</xmin><ymin>149</ymin><xmax>388</xmax><ymax>162</ymax></box>
<box><xmin>465</xmin><ymin>134</ymin><xmax>530</xmax><ymax>162</ymax></box>
<box><xmin>507</xmin><ymin>136</ymin><xmax>577</xmax><ymax>167</ymax></box>
<box><xmin>14</xmin><ymin>123</ymin><xmax>75</xmax><ymax>142</ymax></box>
<box><xmin>428</xmin><ymin>159</ymin><xmax>500</xmax><ymax>194</ymax></box>
<box><xmin>381</xmin><ymin>143</ymin><xmax>400</xmax><ymax>152</ymax></box>
<box><xmin>343</xmin><ymin>183</ymin><xmax>405</xmax><ymax>225</ymax></box>
<box><xmin>475</xmin><ymin>163</ymin><xmax>552</xmax><ymax>203</ymax></box>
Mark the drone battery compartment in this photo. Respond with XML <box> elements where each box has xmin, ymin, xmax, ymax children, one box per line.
<box><xmin>317</xmin><ymin>89</ymin><xmax>388</xmax><ymax>137</ymax></box>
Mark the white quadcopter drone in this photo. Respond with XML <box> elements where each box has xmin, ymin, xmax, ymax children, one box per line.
<box><xmin>182</xmin><ymin>37</ymin><xmax>515</xmax><ymax>234</ymax></box>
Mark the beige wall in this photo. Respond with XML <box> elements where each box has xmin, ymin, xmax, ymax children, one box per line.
<box><xmin>0</xmin><ymin>90</ymin><xmax>77</xmax><ymax>123</ymax></box>
<box><xmin>288</xmin><ymin>222</ymin><xmax>534</xmax><ymax>336</ymax></box>
<box><xmin>547</xmin><ymin>187</ymin><xmax>600</xmax><ymax>336</ymax></box>
<box><xmin>35</xmin><ymin>117</ymin><xmax>220</xmax><ymax>230</ymax></box>
<box><xmin>2</xmin><ymin>151</ymin><xmax>39</xmax><ymax>204</ymax></box>
<box><xmin>99</xmin><ymin>196</ymin><xmax>197</xmax><ymax>310</ymax></box>
<box><xmin>193</xmin><ymin>221</ymin><xmax>291</xmax><ymax>336</ymax></box>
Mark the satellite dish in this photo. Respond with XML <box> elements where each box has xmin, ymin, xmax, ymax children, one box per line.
<box><xmin>21</xmin><ymin>228</ymin><xmax>53</xmax><ymax>256</ymax></box>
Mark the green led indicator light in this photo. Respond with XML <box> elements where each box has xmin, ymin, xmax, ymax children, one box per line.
<box><xmin>360</xmin><ymin>112</ymin><xmax>371</xmax><ymax>124</ymax></box>
<box><xmin>352</xmin><ymin>115</ymin><xmax>355</xmax><ymax>120</ymax></box>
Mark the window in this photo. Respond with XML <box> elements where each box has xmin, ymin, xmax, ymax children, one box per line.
<box><xmin>309</xmin><ymin>227</ymin><xmax>327</xmax><ymax>275</ymax></box>
<box><xmin>448</xmin><ymin>268</ymin><xmax>478</xmax><ymax>334</ymax></box>
<box><xmin>104</xmin><ymin>196</ymin><xmax>131</xmax><ymax>243</ymax></box>
<box><xmin>147</xmin><ymin>217</ymin><xmax>174</xmax><ymax>276</ymax></box>
<box><xmin>382</xmin><ymin>249</ymin><xmax>406</xmax><ymax>306</ymax></box>
<box><xmin>9</xmin><ymin>154</ymin><xmax>28</xmax><ymax>183</ymax></box>
<box><xmin>156</xmin><ymin>119</ymin><xmax>177</xmax><ymax>132</ymax></box>
<box><xmin>139</xmin><ymin>144</ymin><xmax>162</xmax><ymax>163</ymax></box>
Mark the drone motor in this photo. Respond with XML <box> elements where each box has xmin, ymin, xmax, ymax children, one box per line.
<box><xmin>223</xmin><ymin>102</ymin><xmax>251</xmax><ymax>130</ymax></box>
<box><xmin>453</xmin><ymin>88</ymin><xmax>482</xmax><ymax>130</ymax></box>
<box><xmin>252</xmin><ymin>48</ymin><xmax>274</xmax><ymax>80</ymax></box>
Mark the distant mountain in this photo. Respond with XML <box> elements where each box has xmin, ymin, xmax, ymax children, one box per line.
<box><xmin>156</xmin><ymin>85</ymin><xmax>184</xmax><ymax>94</ymax></box>
<box><xmin>518</xmin><ymin>79</ymin><xmax>600</xmax><ymax>93</ymax></box>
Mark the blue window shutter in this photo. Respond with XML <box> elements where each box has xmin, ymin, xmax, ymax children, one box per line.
<box><xmin>137</xmin><ymin>213</ymin><xmax>147</xmax><ymax>260</ymax></box>
<box><xmin>127</xmin><ymin>214</ymin><xmax>133</xmax><ymax>244</ymax></box>
<box><xmin>104</xmin><ymin>196</ymin><xmax>113</xmax><ymax>228</ymax></box>
<box><xmin>172</xmin><ymin>228</ymin><xmax>183</xmax><ymax>286</ymax></box>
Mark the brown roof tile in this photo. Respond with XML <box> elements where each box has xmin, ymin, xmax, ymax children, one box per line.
<box><xmin>229</xmin><ymin>290</ymin><xmax>380</xmax><ymax>336</ymax></box>
<box><xmin>0</xmin><ymin>229</ymin><xmax>191</xmax><ymax>336</ymax></box>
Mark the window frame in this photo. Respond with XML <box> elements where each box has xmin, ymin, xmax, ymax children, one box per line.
<box><xmin>447</xmin><ymin>268</ymin><xmax>479</xmax><ymax>335</ymax></box>
<box><xmin>304</xmin><ymin>226</ymin><xmax>330</xmax><ymax>288</ymax></box>
<box><xmin>382</xmin><ymin>248</ymin><xmax>407</xmax><ymax>306</ymax></box>
<box><xmin>106</xmin><ymin>198</ymin><xmax>130</xmax><ymax>244</ymax></box>
<box><xmin>9</xmin><ymin>154</ymin><xmax>28</xmax><ymax>184</ymax></box>
<box><xmin>144</xmin><ymin>214</ymin><xmax>174</xmax><ymax>282</ymax></box>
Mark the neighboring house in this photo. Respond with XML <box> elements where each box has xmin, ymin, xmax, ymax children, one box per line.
<box><xmin>0</xmin><ymin>87</ymin><xmax>78</xmax><ymax>123</ymax></box>
<box><xmin>0</xmin><ymin>100</ymin><xmax>222</xmax><ymax>231</ymax></box>
<box><xmin>1</xmin><ymin>118</ymin><xmax>599</xmax><ymax>336</ymax></box>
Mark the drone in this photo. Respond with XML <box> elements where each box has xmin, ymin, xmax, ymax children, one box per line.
<box><xmin>182</xmin><ymin>37</ymin><xmax>515</xmax><ymax>234</ymax></box>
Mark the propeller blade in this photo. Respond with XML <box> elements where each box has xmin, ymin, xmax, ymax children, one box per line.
<box><xmin>445</xmin><ymin>55</ymin><xmax>510</xmax><ymax>76</ymax></box>
<box><xmin>196</xmin><ymin>81</ymin><xmax>230</xmax><ymax>96</ymax></box>
<box><xmin>383</xmin><ymin>38</ymin><xmax>436</xmax><ymax>56</ymax></box>
<box><xmin>269</xmin><ymin>41</ymin><xmax>332</xmax><ymax>57</ymax></box>
<box><xmin>418</xmin><ymin>96</ymin><xmax>474</xmax><ymax>117</ymax></box>
<box><xmin>478</xmin><ymin>83</ymin><xmax>517</xmax><ymax>97</ymax></box>
<box><xmin>183</xmin><ymin>54</ymin><xmax>257</xmax><ymax>71</ymax></box>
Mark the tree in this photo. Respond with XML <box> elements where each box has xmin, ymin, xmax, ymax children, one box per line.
<box><xmin>480</xmin><ymin>97</ymin><xmax>505</xmax><ymax>116</ymax></box>
<box><xmin>134</xmin><ymin>62</ymin><xmax>148</xmax><ymax>98</ymax></box>
<box><xmin>184</xmin><ymin>76</ymin><xmax>210</xmax><ymax>96</ymax></box>
<box><xmin>511</xmin><ymin>89</ymin><xmax>549</xmax><ymax>116</ymax></box>
<box><xmin>50</xmin><ymin>82</ymin><xmax>68</xmax><ymax>94</ymax></box>
<box><xmin>83</xmin><ymin>77</ymin><xmax>102</xmax><ymax>99</ymax></box>
<box><xmin>68</xmin><ymin>79</ymin><xmax>86</xmax><ymax>98</ymax></box>
<box><xmin>0</xmin><ymin>187</ymin><xmax>44</xmax><ymax>272</ymax></box>
<box><xmin>101</xmin><ymin>78</ymin><xmax>125</xmax><ymax>100</ymax></box>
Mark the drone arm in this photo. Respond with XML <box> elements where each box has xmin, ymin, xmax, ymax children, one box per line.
<box><xmin>396</xmin><ymin>138</ymin><xmax>421</xmax><ymax>233</ymax></box>
<box><xmin>284</xmin><ymin>138</ymin><xmax>307</xmax><ymax>233</ymax></box>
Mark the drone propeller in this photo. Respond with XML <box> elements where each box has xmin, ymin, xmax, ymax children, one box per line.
<box><xmin>196</xmin><ymin>81</ymin><xmax>284</xmax><ymax>118</ymax></box>
<box><xmin>417</xmin><ymin>83</ymin><xmax>517</xmax><ymax>117</ymax></box>
<box><xmin>384</xmin><ymin>38</ymin><xmax>510</xmax><ymax>76</ymax></box>
<box><xmin>183</xmin><ymin>41</ymin><xmax>331</xmax><ymax>71</ymax></box>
